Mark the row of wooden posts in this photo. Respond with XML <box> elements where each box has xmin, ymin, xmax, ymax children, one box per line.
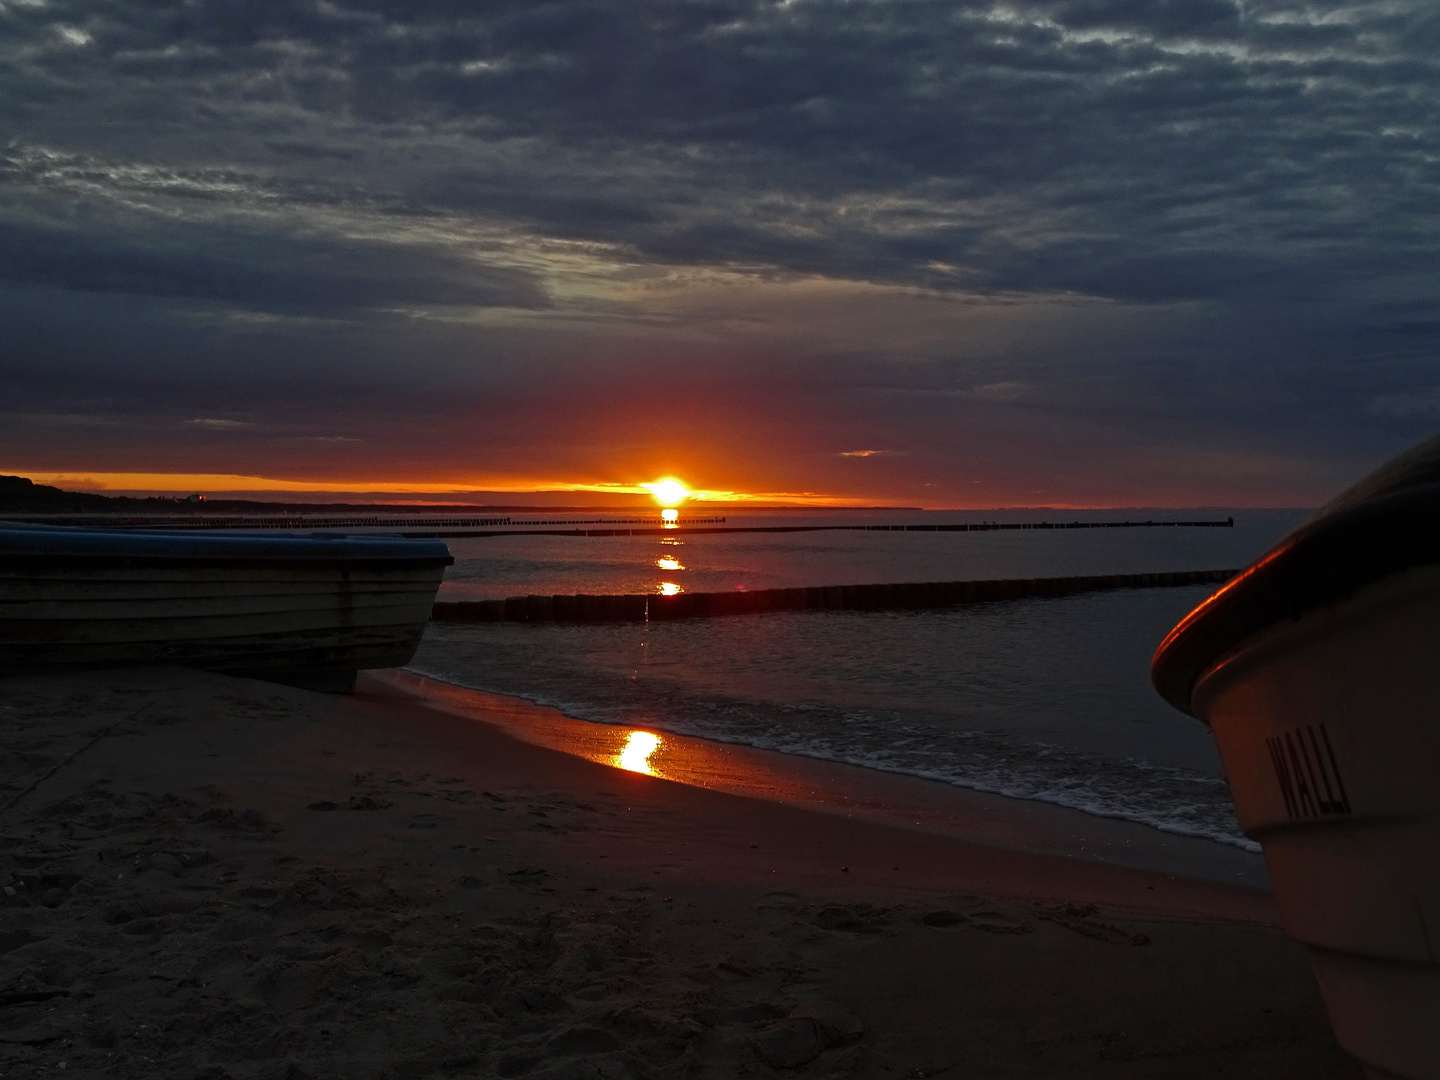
<box><xmin>430</xmin><ymin>568</ymin><xmax>1238</xmax><ymax>624</ymax></box>
<box><xmin>404</xmin><ymin>517</ymin><xmax>1234</xmax><ymax>539</ymax></box>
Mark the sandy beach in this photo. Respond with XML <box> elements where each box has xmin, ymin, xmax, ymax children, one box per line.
<box><xmin>0</xmin><ymin>666</ymin><xmax>1358</xmax><ymax>1079</ymax></box>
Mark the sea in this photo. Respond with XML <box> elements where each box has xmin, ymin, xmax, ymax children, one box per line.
<box><xmin>407</xmin><ymin>507</ymin><xmax>1309</xmax><ymax>854</ymax></box>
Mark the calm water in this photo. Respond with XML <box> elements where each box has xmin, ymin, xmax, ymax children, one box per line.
<box><xmin>410</xmin><ymin>508</ymin><xmax>1307</xmax><ymax>850</ymax></box>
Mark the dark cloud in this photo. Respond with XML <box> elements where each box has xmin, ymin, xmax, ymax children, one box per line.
<box><xmin>0</xmin><ymin>215</ymin><xmax>547</xmax><ymax>309</ymax></box>
<box><xmin>1045</xmin><ymin>0</ymin><xmax>1242</xmax><ymax>34</ymax></box>
<box><xmin>1</xmin><ymin>0</ymin><xmax>1438</xmax><ymax>499</ymax></box>
<box><xmin>5</xmin><ymin>0</ymin><xmax>1437</xmax><ymax>303</ymax></box>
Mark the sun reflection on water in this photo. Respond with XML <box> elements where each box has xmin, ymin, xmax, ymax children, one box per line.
<box><xmin>656</xmin><ymin>556</ymin><xmax>684</xmax><ymax>571</ymax></box>
<box><xmin>657</xmin><ymin>582</ymin><xmax>682</xmax><ymax>595</ymax></box>
<box><xmin>615</xmin><ymin>731</ymin><xmax>661</xmax><ymax>774</ymax></box>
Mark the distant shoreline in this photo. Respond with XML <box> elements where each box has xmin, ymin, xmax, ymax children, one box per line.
<box><xmin>2</xmin><ymin>471</ymin><xmax>1320</xmax><ymax>515</ymax></box>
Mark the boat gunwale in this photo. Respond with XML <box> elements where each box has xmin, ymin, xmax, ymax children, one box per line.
<box><xmin>1152</xmin><ymin>480</ymin><xmax>1440</xmax><ymax>717</ymax></box>
<box><xmin>0</xmin><ymin>525</ymin><xmax>454</xmax><ymax>567</ymax></box>
<box><xmin>0</xmin><ymin>553</ymin><xmax>454</xmax><ymax>572</ymax></box>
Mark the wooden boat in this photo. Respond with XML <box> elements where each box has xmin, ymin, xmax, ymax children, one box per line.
<box><xmin>0</xmin><ymin>526</ymin><xmax>453</xmax><ymax>692</ymax></box>
<box><xmin>1153</xmin><ymin>434</ymin><xmax>1440</xmax><ymax>1080</ymax></box>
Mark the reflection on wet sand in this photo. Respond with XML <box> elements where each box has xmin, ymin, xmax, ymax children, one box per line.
<box><xmin>384</xmin><ymin>670</ymin><xmax>969</xmax><ymax>813</ymax></box>
<box><xmin>616</xmin><ymin>730</ymin><xmax>661</xmax><ymax>774</ymax></box>
<box><xmin>376</xmin><ymin>670</ymin><xmax>1269</xmax><ymax>886</ymax></box>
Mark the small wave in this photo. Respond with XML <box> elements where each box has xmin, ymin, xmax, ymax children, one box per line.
<box><xmin>404</xmin><ymin>656</ymin><xmax>1257</xmax><ymax>853</ymax></box>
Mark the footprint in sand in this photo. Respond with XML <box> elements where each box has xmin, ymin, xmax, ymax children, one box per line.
<box><xmin>347</xmin><ymin>795</ymin><xmax>393</xmax><ymax>811</ymax></box>
<box><xmin>756</xmin><ymin>891</ymin><xmax>801</xmax><ymax>910</ymax></box>
<box><xmin>813</xmin><ymin>903</ymin><xmax>891</xmax><ymax>933</ymax></box>
<box><xmin>919</xmin><ymin>910</ymin><xmax>967</xmax><ymax>928</ymax></box>
<box><xmin>1036</xmin><ymin>903</ymin><xmax>1150</xmax><ymax>945</ymax></box>
<box><xmin>967</xmin><ymin>910</ymin><xmax>1034</xmax><ymax>935</ymax></box>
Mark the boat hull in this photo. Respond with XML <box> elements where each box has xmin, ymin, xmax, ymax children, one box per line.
<box><xmin>1192</xmin><ymin>566</ymin><xmax>1440</xmax><ymax>1080</ymax></box>
<box><xmin>0</xmin><ymin>530</ymin><xmax>452</xmax><ymax>691</ymax></box>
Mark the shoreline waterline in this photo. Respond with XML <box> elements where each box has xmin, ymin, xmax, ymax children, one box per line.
<box><xmin>411</xmin><ymin>598</ymin><xmax>1255</xmax><ymax>853</ymax></box>
<box><xmin>375</xmin><ymin>667</ymin><xmax>1270</xmax><ymax>890</ymax></box>
<box><xmin>411</xmin><ymin>508</ymin><xmax>1298</xmax><ymax>874</ymax></box>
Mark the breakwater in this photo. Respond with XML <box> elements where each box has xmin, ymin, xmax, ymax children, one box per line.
<box><xmin>405</xmin><ymin>517</ymin><xmax>1233</xmax><ymax>539</ymax></box>
<box><xmin>431</xmin><ymin>567</ymin><xmax>1237</xmax><ymax>624</ymax></box>
<box><xmin>0</xmin><ymin>514</ymin><xmax>1229</xmax><ymax>537</ymax></box>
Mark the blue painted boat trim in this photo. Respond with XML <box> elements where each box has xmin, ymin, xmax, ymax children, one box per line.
<box><xmin>0</xmin><ymin>527</ymin><xmax>453</xmax><ymax>565</ymax></box>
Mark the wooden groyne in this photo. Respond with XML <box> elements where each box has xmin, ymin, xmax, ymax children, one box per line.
<box><xmin>431</xmin><ymin>568</ymin><xmax>1238</xmax><ymax>624</ymax></box>
<box><xmin>403</xmin><ymin>517</ymin><xmax>1234</xmax><ymax>539</ymax></box>
<box><xmin>0</xmin><ymin>514</ymin><xmax>1229</xmax><ymax>537</ymax></box>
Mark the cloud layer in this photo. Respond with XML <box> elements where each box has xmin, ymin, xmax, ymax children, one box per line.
<box><xmin>2</xmin><ymin>0</ymin><xmax>1439</xmax><ymax>503</ymax></box>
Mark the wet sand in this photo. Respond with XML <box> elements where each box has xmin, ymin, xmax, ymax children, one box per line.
<box><xmin>0</xmin><ymin>666</ymin><xmax>1359</xmax><ymax>1078</ymax></box>
<box><xmin>378</xmin><ymin>670</ymin><xmax>1271</xmax><ymax>890</ymax></box>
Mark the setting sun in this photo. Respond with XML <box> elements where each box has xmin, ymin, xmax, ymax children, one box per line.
<box><xmin>644</xmin><ymin>479</ymin><xmax>690</xmax><ymax>506</ymax></box>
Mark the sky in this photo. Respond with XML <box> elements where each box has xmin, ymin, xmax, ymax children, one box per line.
<box><xmin>2</xmin><ymin>0</ymin><xmax>1439</xmax><ymax>508</ymax></box>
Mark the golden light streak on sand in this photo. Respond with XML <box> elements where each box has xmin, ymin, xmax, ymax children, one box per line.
<box><xmin>615</xmin><ymin>731</ymin><xmax>662</xmax><ymax>775</ymax></box>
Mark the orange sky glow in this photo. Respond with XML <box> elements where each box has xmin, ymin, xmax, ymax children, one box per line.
<box><xmin>11</xmin><ymin>470</ymin><xmax>878</xmax><ymax>507</ymax></box>
<box><xmin>0</xmin><ymin>0</ymin><xmax>1428</xmax><ymax>517</ymax></box>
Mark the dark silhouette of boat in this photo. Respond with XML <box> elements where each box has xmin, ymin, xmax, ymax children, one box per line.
<box><xmin>1153</xmin><ymin>433</ymin><xmax>1440</xmax><ymax>1080</ymax></box>
<box><xmin>0</xmin><ymin>526</ymin><xmax>452</xmax><ymax>692</ymax></box>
